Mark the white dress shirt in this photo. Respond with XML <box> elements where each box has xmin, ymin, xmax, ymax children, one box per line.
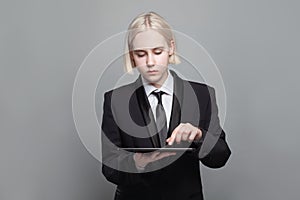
<box><xmin>141</xmin><ymin>70</ymin><xmax>174</xmax><ymax>130</ymax></box>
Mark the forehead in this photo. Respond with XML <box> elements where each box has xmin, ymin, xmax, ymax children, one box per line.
<box><xmin>132</xmin><ymin>29</ymin><xmax>168</xmax><ymax>50</ymax></box>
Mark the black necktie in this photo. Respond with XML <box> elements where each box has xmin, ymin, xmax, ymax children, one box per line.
<box><xmin>152</xmin><ymin>91</ymin><xmax>168</xmax><ymax>147</ymax></box>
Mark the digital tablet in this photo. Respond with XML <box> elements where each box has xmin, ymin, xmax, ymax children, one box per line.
<box><xmin>118</xmin><ymin>147</ymin><xmax>195</xmax><ymax>153</ymax></box>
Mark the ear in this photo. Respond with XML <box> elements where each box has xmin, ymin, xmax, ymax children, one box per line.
<box><xmin>169</xmin><ymin>39</ymin><xmax>175</xmax><ymax>56</ymax></box>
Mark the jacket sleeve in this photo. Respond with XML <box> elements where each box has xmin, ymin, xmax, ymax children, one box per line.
<box><xmin>194</xmin><ymin>87</ymin><xmax>231</xmax><ymax>168</ymax></box>
<box><xmin>101</xmin><ymin>91</ymin><xmax>146</xmax><ymax>186</ymax></box>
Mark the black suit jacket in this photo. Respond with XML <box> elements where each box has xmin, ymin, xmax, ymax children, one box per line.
<box><xmin>101</xmin><ymin>70</ymin><xmax>231</xmax><ymax>200</ymax></box>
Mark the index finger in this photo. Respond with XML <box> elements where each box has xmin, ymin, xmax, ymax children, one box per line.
<box><xmin>166</xmin><ymin>125</ymin><xmax>180</xmax><ymax>146</ymax></box>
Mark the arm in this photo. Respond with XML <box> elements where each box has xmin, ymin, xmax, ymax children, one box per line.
<box><xmin>198</xmin><ymin>87</ymin><xmax>231</xmax><ymax>168</ymax></box>
<box><xmin>101</xmin><ymin>91</ymin><xmax>144</xmax><ymax>186</ymax></box>
<box><xmin>165</xmin><ymin>87</ymin><xmax>231</xmax><ymax>168</ymax></box>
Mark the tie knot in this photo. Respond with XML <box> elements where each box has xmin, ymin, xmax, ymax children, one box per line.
<box><xmin>152</xmin><ymin>91</ymin><xmax>165</xmax><ymax>104</ymax></box>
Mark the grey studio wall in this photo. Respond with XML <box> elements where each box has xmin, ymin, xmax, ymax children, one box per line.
<box><xmin>1</xmin><ymin>1</ymin><xmax>299</xmax><ymax>200</ymax></box>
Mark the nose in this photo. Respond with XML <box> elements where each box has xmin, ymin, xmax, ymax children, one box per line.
<box><xmin>146</xmin><ymin>53</ymin><xmax>155</xmax><ymax>67</ymax></box>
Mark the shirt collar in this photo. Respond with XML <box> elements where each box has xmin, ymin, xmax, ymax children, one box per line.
<box><xmin>142</xmin><ymin>69</ymin><xmax>174</xmax><ymax>97</ymax></box>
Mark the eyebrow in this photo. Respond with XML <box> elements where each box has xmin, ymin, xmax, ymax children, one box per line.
<box><xmin>133</xmin><ymin>46</ymin><xmax>165</xmax><ymax>52</ymax></box>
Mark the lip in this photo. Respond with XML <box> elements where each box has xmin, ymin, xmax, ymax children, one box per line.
<box><xmin>147</xmin><ymin>70</ymin><xmax>158</xmax><ymax>74</ymax></box>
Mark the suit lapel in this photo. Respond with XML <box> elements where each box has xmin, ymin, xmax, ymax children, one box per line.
<box><xmin>134</xmin><ymin>76</ymin><xmax>161</xmax><ymax>147</ymax></box>
<box><xmin>168</xmin><ymin>70</ymin><xmax>183</xmax><ymax>137</ymax></box>
<box><xmin>168</xmin><ymin>70</ymin><xmax>200</xmax><ymax>137</ymax></box>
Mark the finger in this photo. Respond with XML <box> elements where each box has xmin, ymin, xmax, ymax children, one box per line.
<box><xmin>188</xmin><ymin>130</ymin><xmax>197</xmax><ymax>142</ymax></box>
<box><xmin>162</xmin><ymin>151</ymin><xmax>176</xmax><ymax>156</ymax></box>
<box><xmin>166</xmin><ymin>136</ymin><xmax>174</xmax><ymax>145</ymax></box>
<box><xmin>149</xmin><ymin>151</ymin><xmax>160</xmax><ymax>159</ymax></box>
<box><xmin>195</xmin><ymin>128</ymin><xmax>202</xmax><ymax>140</ymax></box>
<box><xmin>182</xmin><ymin>131</ymin><xmax>190</xmax><ymax>141</ymax></box>
<box><xmin>153</xmin><ymin>152</ymin><xmax>176</xmax><ymax>161</ymax></box>
<box><xmin>167</xmin><ymin>126</ymin><xmax>180</xmax><ymax>145</ymax></box>
<box><xmin>175</xmin><ymin>131</ymin><xmax>182</xmax><ymax>144</ymax></box>
<box><xmin>165</xmin><ymin>152</ymin><xmax>177</xmax><ymax>156</ymax></box>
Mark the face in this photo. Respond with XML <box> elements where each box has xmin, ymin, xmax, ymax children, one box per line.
<box><xmin>131</xmin><ymin>29</ymin><xmax>174</xmax><ymax>88</ymax></box>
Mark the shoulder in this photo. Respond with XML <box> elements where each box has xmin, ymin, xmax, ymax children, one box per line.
<box><xmin>186</xmin><ymin>80</ymin><xmax>214</xmax><ymax>94</ymax></box>
<box><xmin>183</xmin><ymin>80</ymin><xmax>217</xmax><ymax>106</ymax></box>
<box><xmin>104</xmin><ymin>81</ymin><xmax>137</xmax><ymax>99</ymax></box>
<box><xmin>171</xmin><ymin>70</ymin><xmax>214</xmax><ymax>94</ymax></box>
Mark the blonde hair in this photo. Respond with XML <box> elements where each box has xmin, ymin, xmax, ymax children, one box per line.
<box><xmin>124</xmin><ymin>11</ymin><xmax>181</xmax><ymax>73</ymax></box>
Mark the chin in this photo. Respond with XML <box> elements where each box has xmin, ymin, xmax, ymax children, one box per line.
<box><xmin>145</xmin><ymin>76</ymin><xmax>161</xmax><ymax>83</ymax></box>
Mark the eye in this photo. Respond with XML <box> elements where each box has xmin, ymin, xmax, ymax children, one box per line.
<box><xmin>137</xmin><ymin>54</ymin><xmax>145</xmax><ymax>58</ymax></box>
<box><xmin>133</xmin><ymin>51</ymin><xmax>146</xmax><ymax>58</ymax></box>
<box><xmin>154</xmin><ymin>50</ymin><xmax>163</xmax><ymax>55</ymax></box>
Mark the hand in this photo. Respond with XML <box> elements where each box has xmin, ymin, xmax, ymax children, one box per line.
<box><xmin>133</xmin><ymin>151</ymin><xmax>176</xmax><ymax>169</ymax></box>
<box><xmin>166</xmin><ymin>123</ymin><xmax>202</xmax><ymax>146</ymax></box>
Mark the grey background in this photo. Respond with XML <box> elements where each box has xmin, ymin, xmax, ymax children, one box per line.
<box><xmin>1</xmin><ymin>0</ymin><xmax>299</xmax><ymax>200</ymax></box>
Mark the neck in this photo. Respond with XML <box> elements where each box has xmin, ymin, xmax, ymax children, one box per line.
<box><xmin>151</xmin><ymin>82</ymin><xmax>163</xmax><ymax>88</ymax></box>
<box><xmin>152</xmin><ymin>70</ymin><xmax>169</xmax><ymax>88</ymax></box>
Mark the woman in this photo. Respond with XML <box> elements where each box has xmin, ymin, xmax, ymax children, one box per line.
<box><xmin>101</xmin><ymin>11</ymin><xmax>231</xmax><ymax>200</ymax></box>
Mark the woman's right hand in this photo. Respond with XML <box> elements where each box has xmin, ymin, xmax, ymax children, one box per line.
<box><xmin>133</xmin><ymin>151</ymin><xmax>176</xmax><ymax>170</ymax></box>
